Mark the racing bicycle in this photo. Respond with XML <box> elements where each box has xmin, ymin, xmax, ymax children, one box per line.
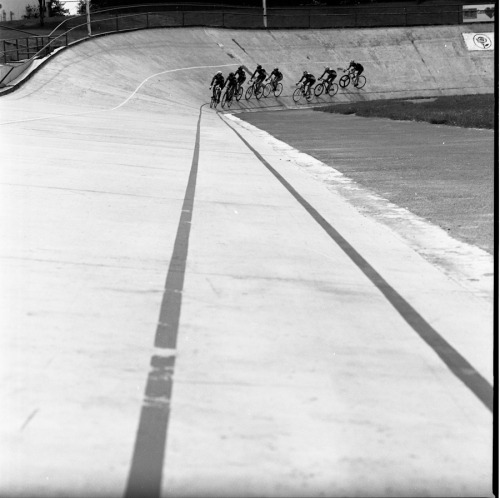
<box><xmin>210</xmin><ymin>85</ymin><xmax>222</xmax><ymax>108</ymax></box>
<box><xmin>221</xmin><ymin>87</ymin><xmax>235</xmax><ymax>108</ymax></box>
<box><xmin>338</xmin><ymin>69</ymin><xmax>366</xmax><ymax>89</ymax></box>
<box><xmin>292</xmin><ymin>82</ymin><xmax>313</xmax><ymax>103</ymax></box>
<box><xmin>245</xmin><ymin>79</ymin><xmax>265</xmax><ymax>100</ymax></box>
<box><xmin>263</xmin><ymin>79</ymin><xmax>283</xmax><ymax>98</ymax></box>
<box><xmin>235</xmin><ymin>82</ymin><xmax>244</xmax><ymax>101</ymax></box>
<box><xmin>314</xmin><ymin>78</ymin><xmax>339</xmax><ymax>97</ymax></box>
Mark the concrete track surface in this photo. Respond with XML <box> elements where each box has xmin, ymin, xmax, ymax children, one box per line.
<box><xmin>0</xmin><ymin>26</ymin><xmax>494</xmax><ymax>498</ymax></box>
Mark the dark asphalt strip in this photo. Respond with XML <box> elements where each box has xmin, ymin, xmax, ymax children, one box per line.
<box><xmin>221</xmin><ymin>115</ymin><xmax>493</xmax><ymax>414</ymax></box>
<box><xmin>124</xmin><ymin>106</ymin><xmax>203</xmax><ymax>498</ymax></box>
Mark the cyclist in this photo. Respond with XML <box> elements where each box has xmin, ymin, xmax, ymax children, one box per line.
<box><xmin>235</xmin><ymin>65</ymin><xmax>247</xmax><ymax>89</ymax></box>
<box><xmin>296</xmin><ymin>70</ymin><xmax>316</xmax><ymax>97</ymax></box>
<box><xmin>346</xmin><ymin>60</ymin><xmax>364</xmax><ymax>86</ymax></box>
<box><xmin>318</xmin><ymin>66</ymin><xmax>337</xmax><ymax>90</ymax></box>
<box><xmin>266</xmin><ymin>67</ymin><xmax>283</xmax><ymax>91</ymax></box>
<box><xmin>223</xmin><ymin>72</ymin><xmax>238</xmax><ymax>101</ymax></box>
<box><xmin>209</xmin><ymin>71</ymin><xmax>225</xmax><ymax>103</ymax></box>
<box><xmin>250</xmin><ymin>64</ymin><xmax>267</xmax><ymax>92</ymax></box>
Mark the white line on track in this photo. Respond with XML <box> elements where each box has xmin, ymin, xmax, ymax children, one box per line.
<box><xmin>0</xmin><ymin>63</ymin><xmax>237</xmax><ymax>125</ymax></box>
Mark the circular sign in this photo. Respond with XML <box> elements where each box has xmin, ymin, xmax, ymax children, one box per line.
<box><xmin>473</xmin><ymin>34</ymin><xmax>492</xmax><ymax>49</ymax></box>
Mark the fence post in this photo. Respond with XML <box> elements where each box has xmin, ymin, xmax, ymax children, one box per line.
<box><xmin>146</xmin><ymin>12</ymin><xmax>149</xmax><ymax>28</ymax></box>
<box><xmin>26</xmin><ymin>37</ymin><xmax>30</xmax><ymax>59</ymax></box>
<box><xmin>3</xmin><ymin>40</ymin><xmax>6</xmax><ymax>64</ymax></box>
<box><xmin>86</xmin><ymin>0</ymin><xmax>92</xmax><ymax>37</ymax></box>
<box><xmin>15</xmin><ymin>38</ymin><xmax>19</xmax><ymax>61</ymax></box>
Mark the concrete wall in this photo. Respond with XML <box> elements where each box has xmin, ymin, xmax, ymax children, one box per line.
<box><xmin>3</xmin><ymin>23</ymin><xmax>494</xmax><ymax>107</ymax></box>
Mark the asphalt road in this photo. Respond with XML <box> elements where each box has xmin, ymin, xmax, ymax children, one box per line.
<box><xmin>238</xmin><ymin>109</ymin><xmax>494</xmax><ymax>254</ymax></box>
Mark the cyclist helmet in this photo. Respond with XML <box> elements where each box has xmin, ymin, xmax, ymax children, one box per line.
<box><xmin>257</xmin><ymin>64</ymin><xmax>262</xmax><ymax>69</ymax></box>
<box><xmin>238</xmin><ymin>65</ymin><xmax>244</xmax><ymax>70</ymax></box>
<box><xmin>303</xmin><ymin>70</ymin><xmax>308</xmax><ymax>75</ymax></box>
<box><xmin>274</xmin><ymin>67</ymin><xmax>279</xmax><ymax>71</ymax></box>
<box><xmin>229</xmin><ymin>72</ymin><xmax>235</xmax><ymax>77</ymax></box>
<box><xmin>217</xmin><ymin>71</ymin><xmax>222</xmax><ymax>75</ymax></box>
<box><xmin>325</xmin><ymin>66</ymin><xmax>331</xmax><ymax>70</ymax></box>
<box><xmin>350</xmin><ymin>60</ymin><xmax>355</xmax><ymax>64</ymax></box>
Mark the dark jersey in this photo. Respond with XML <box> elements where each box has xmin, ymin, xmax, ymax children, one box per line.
<box><xmin>224</xmin><ymin>74</ymin><xmax>238</xmax><ymax>89</ymax></box>
<box><xmin>211</xmin><ymin>74</ymin><xmax>225</xmax><ymax>87</ymax></box>
<box><xmin>269</xmin><ymin>69</ymin><xmax>283</xmax><ymax>80</ymax></box>
<box><xmin>319</xmin><ymin>68</ymin><xmax>337</xmax><ymax>79</ymax></box>
<box><xmin>252</xmin><ymin>67</ymin><xmax>267</xmax><ymax>80</ymax></box>
<box><xmin>299</xmin><ymin>72</ymin><xmax>316</xmax><ymax>84</ymax></box>
<box><xmin>349</xmin><ymin>62</ymin><xmax>363</xmax><ymax>72</ymax></box>
<box><xmin>236</xmin><ymin>68</ymin><xmax>246</xmax><ymax>82</ymax></box>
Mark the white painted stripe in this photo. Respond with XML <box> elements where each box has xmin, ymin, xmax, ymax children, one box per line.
<box><xmin>0</xmin><ymin>63</ymin><xmax>237</xmax><ymax>125</ymax></box>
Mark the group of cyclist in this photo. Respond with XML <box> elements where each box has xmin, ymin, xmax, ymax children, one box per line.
<box><xmin>210</xmin><ymin>64</ymin><xmax>283</xmax><ymax>104</ymax></box>
<box><xmin>209</xmin><ymin>60</ymin><xmax>364</xmax><ymax>104</ymax></box>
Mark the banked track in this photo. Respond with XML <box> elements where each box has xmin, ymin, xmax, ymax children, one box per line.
<box><xmin>0</xmin><ymin>26</ymin><xmax>494</xmax><ymax>498</ymax></box>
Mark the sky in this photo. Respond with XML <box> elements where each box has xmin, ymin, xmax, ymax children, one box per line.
<box><xmin>64</xmin><ymin>0</ymin><xmax>79</xmax><ymax>15</ymax></box>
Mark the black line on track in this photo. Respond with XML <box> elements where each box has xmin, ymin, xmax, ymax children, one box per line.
<box><xmin>124</xmin><ymin>105</ymin><xmax>204</xmax><ymax>498</ymax></box>
<box><xmin>221</xmin><ymin>114</ymin><xmax>493</xmax><ymax>414</ymax></box>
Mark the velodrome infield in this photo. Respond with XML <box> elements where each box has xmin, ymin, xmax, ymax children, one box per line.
<box><xmin>0</xmin><ymin>24</ymin><xmax>494</xmax><ymax>498</ymax></box>
<box><xmin>238</xmin><ymin>108</ymin><xmax>494</xmax><ymax>254</ymax></box>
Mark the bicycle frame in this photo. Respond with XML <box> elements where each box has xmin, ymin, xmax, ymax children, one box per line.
<box><xmin>212</xmin><ymin>85</ymin><xmax>222</xmax><ymax>101</ymax></box>
<box><xmin>300</xmin><ymin>83</ymin><xmax>312</xmax><ymax>97</ymax></box>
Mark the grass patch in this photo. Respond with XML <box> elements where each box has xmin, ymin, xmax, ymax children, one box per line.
<box><xmin>315</xmin><ymin>94</ymin><xmax>495</xmax><ymax>129</ymax></box>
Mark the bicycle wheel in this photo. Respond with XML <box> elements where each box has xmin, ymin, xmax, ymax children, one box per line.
<box><xmin>327</xmin><ymin>83</ymin><xmax>339</xmax><ymax>97</ymax></box>
<box><xmin>314</xmin><ymin>83</ymin><xmax>324</xmax><ymax>97</ymax></box>
<box><xmin>339</xmin><ymin>74</ymin><xmax>350</xmax><ymax>88</ymax></box>
<box><xmin>235</xmin><ymin>86</ymin><xmax>243</xmax><ymax>101</ymax></box>
<box><xmin>245</xmin><ymin>85</ymin><xmax>253</xmax><ymax>100</ymax></box>
<box><xmin>255</xmin><ymin>84</ymin><xmax>264</xmax><ymax>100</ymax></box>
<box><xmin>273</xmin><ymin>82</ymin><xmax>283</xmax><ymax>97</ymax></box>
<box><xmin>356</xmin><ymin>75</ymin><xmax>366</xmax><ymax>89</ymax></box>
<box><xmin>292</xmin><ymin>87</ymin><xmax>302</xmax><ymax>103</ymax></box>
<box><xmin>263</xmin><ymin>83</ymin><xmax>272</xmax><ymax>98</ymax></box>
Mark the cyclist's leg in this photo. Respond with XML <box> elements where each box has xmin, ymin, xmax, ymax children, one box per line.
<box><xmin>309</xmin><ymin>81</ymin><xmax>315</xmax><ymax>96</ymax></box>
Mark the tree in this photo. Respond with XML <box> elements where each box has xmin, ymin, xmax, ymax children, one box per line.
<box><xmin>48</xmin><ymin>0</ymin><xmax>70</xmax><ymax>16</ymax></box>
<box><xmin>38</xmin><ymin>0</ymin><xmax>45</xmax><ymax>25</ymax></box>
<box><xmin>77</xmin><ymin>0</ymin><xmax>95</xmax><ymax>14</ymax></box>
